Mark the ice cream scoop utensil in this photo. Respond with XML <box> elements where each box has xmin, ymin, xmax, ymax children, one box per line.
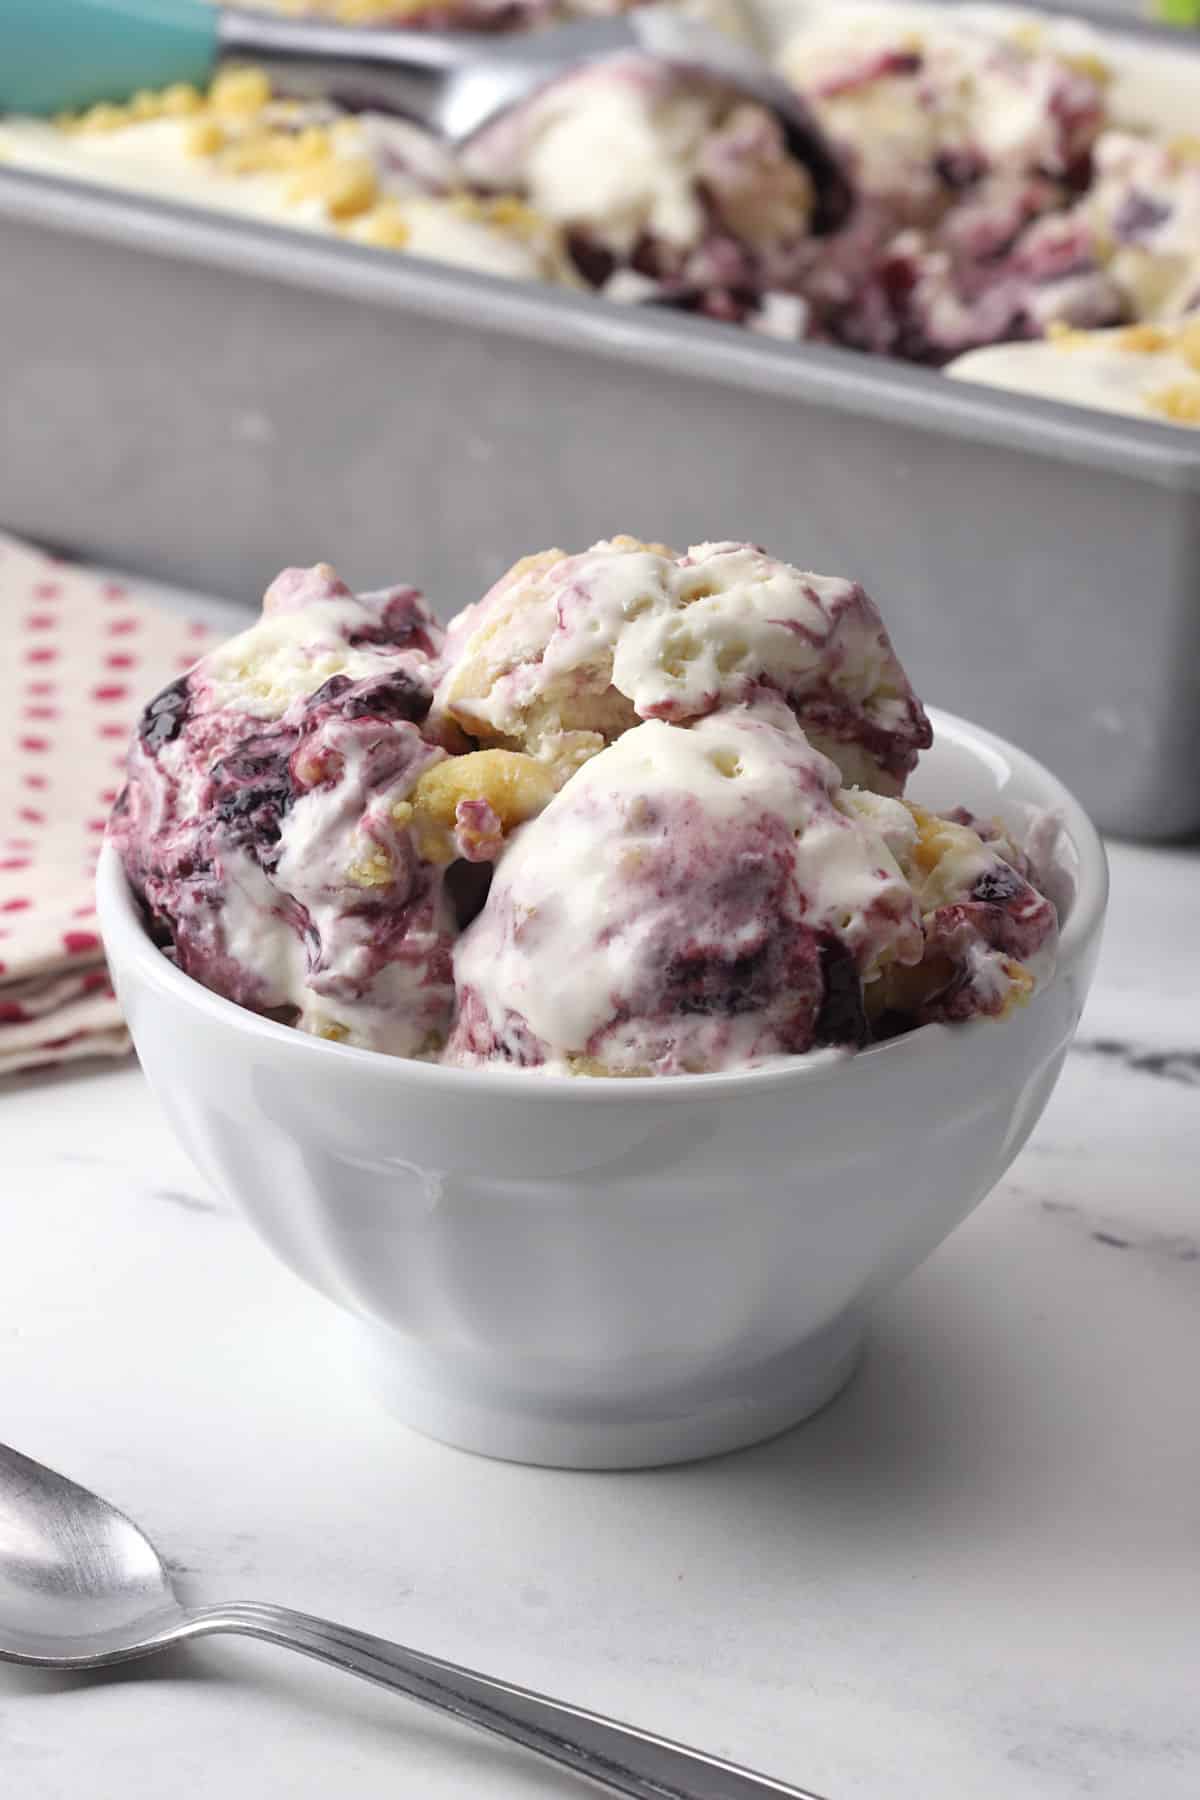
<box><xmin>3</xmin><ymin>1</ymin><xmax>850</xmax><ymax>230</ymax></box>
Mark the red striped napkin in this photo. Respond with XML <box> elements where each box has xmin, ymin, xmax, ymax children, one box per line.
<box><xmin>0</xmin><ymin>532</ymin><xmax>215</xmax><ymax>1076</ymax></box>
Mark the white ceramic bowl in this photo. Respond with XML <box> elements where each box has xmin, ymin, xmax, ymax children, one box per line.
<box><xmin>98</xmin><ymin>707</ymin><xmax>1107</xmax><ymax>1469</ymax></box>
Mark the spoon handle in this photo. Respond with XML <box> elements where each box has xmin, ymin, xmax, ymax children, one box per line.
<box><xmin>184</xmin><ymin>1601</ymin><xmax>824</xmax><ymax>1800</ymax></box>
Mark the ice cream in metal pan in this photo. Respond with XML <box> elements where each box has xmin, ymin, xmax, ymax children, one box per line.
<box><xmin>6</xmin><ymin>0</ymin><xmax>1200</xmax><ymax>391</ymax></box>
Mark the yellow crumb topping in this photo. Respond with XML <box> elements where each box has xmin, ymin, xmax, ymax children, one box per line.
<box><xmin>1047</xmin><ymin>321</ymin><xmax>1091</xmax><ymax>351</ymax></box>
<box><xmin>1115</xmin><ymin>323</ymin><xmax>1172</xmax><ymax>354</ymax></box>
<box><xmin>998</xmin><ymin>960</ymin><xmax>1036</xmax><ymax>1014</ymax></box>
<box><xmin>73</xmin><ymin>102</ymin><xmax>128</xmax><ymax>134</ymax></box>
<box><xmin>906</xmin><ymin>804</ymin><xmax>965</xmax><ymax>877</ymax></box>
<box><xmin>1043</xmin><ymin>321</ymin><xmax>1200</xmax><ymax>400</ymax></box>
<box><xmin>408</xmin><ymin>750</ymin><xmax>556</xmax><ymax>865</ymax></box>
<box><xmin>1062</xmin><ymin>51</ymin><xmax>1111</xmax><ymax>86</ymax></box>
<box><xmin>162</xmin><ymin>82</ymin><xmax>205</xmax><ymax>118</ymax></box>
<box><xmin>1146</xmin><ymin>380</ymin><xmax>1200</xmax><ymax>424</ymax></box>
<box><xmin>211</xmin><ymin>123</ymin><xmax>332</xmax><ymax>176</ymax></box>
<box><xmin>209</xmin><ymin>66</ymin><xmax>273</xmax><ymax>117</ymax></box>
<box><xmin>285</xmin><ymin>153</ymin><xmax>378</xmax><ymax>219</ymax></box>
<box><xmin>44</xmin><ymin>66</ymin><xmax>566</xmax><ymax>261</ymax></box>
<box><xmin>64</xmin><ymin>70</ymin><xmax>267</xmax><ymax>136</ymax></box>
<box><xmin>354</xmin><ymin>201</ymin><xmax>412</xmax><ymax>249</ymax></box>
<box><xmin>346</xmin><ymin>845</ymin><xmax>395</xmax><ymax>889</ymax></box>
<box><xmin>184</xmin><ymin>117</ymin><xmax>225</xmax><ymax>157</ymax></box>
<box><xmin>1168</xmin><ymin>134</ymin><xmax>1200</xmax><ymax>166</ymax></box>
<box><xmin>59</xmin><ymin>64</ymin><xmax>401</xmax><ymax>231</ymax></box>
<box><xmin>1176</xmin><ymin>320</ymin><xmax>1200</xmax><ymax>373</ymax></box>
<box><xmin>447</xmin><ymin>191</ymin><xmax>548</xmax><ymax>243</ymax></box>
<box><xmin>1008</xmin><ymin>18</ymin><xmax>1108</xmax><ymax>81</ymax></box>
<box><xmin>567</xmin><ymin>1056</ymin><xmax>651</xmax><ymax>1078</ymax></box>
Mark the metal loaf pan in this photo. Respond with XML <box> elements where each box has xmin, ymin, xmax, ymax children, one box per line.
<box><xmin>2</xmin><ymin>6</ymin><xmax>1199</xmax><ymax>840</ymax></box>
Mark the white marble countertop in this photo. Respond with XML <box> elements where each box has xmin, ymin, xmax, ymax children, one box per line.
<box><xmin>3</xmin><ymin>763</ymin><xmax>1199</xmax><ymax>1797</ymax></box>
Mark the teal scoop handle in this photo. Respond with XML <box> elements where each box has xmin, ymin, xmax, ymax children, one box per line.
<box><xmin>1</xmin><ymin>0</ymin><xmax>219</xmax><ymax>116</ymax></box>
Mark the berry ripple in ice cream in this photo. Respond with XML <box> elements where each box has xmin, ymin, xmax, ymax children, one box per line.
<box><xmin>111</xmin><ymin>536</ymin><xmax>1059</xmax><ymax>1074</ymax></box>
<box><xmin>109</xmin><ymin>562</ymin><xmax>551</xmax><ymax>1054</ymax></box>
<box><xmin>434</xmin><ymin>537</ymin><xmax>932</xmax><ymax>792</ymax></box>
<box><xmin>459</xmin><ymin>54</ymin><xmax>819</xmax><ymax>327</ymax></box>
<box><xmin>776</xmin><ymin>5</ymin><xmax>1120</xmax><ymax>360</ymax></box>
<box><xmin>446</xmin><ymin>697</ymin><xmax>925</xmax><ymax>1074</ymax></box>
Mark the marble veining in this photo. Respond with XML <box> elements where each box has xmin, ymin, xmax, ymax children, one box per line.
<box><xmin>1071</xmin><ymin>1036</ymin><xmax>1200</xmax><ymax>1085</ymax></box>
<box><xmin>0</xmin><ymin>835</ymin><xmax>1197</xmax><ymax>1800</ymax></box>
<box><xmin>1038</xmin><ymin>1196</ymin><xmax>1200</xmax><ymax>1265</ymax></box>
<box><xmin>151</xmin><ymin>1187</ymin><xmax>227</xmax><ymax>1215</ymax></box>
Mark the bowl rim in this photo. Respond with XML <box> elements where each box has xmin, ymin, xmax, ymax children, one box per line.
<box><xmin>97</xmin><ymin>704</ymin><xmax>1108</xmax><ymax>1103</ymax></box>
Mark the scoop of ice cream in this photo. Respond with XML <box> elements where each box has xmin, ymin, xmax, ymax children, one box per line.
<box><xmin>459</xmin><ymin>56</ymin><xmax>819</xmax><ymax>325</ymax></box>
<box><xmin>947</xmin><ymin>319</ymin><xmax>1200</xmax><ymax>424</ymax></box>
<box><xmin>435</xmin><ymin>537</ymin><xmax>932</xmax><ymax>793</ymax></box>
<box><xmin>843</xmin><ymin>795</ymin><xmax>1059</xmax><ymax>1028</ymax></box>
<box><xmin>445</xmin><ymin>698</ymin><xmax>927</xmax><ymax>1075</ymax></box>
<box><xmin>781</xmin><ymin>8</ymin><xmax>1107</xmax><ymax>227</ymax></box>
<box><xmin>776</xmin><ymin>9</ymin><xmax>1113</xmax><ymax>359</ymax></box>
<box><xmin>111</xmin><ymin>567</ymin><xmax>555</xmax><ymax>1055</ymax></box>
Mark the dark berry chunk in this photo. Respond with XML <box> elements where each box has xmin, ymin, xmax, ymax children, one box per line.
<box><xmin>630</xmin><ymin>233</ymin><xmax>670</xmax><ymax>280</ymax></box>
<box><xmin>934</xmin><ymin>148</ymin><xmax>987</xmax><ymax>191</ymax></box>
<box><xmin>814</xmin><ymin>935</ymin><xmax>869</xmax><ymax>1048</ymax></box>
<box><xmin>647</xmin><ymin>285</ymin><xmax>757</xmax><ymax>326</ymax></box>
<box><xmin>1113</xmin><ymin>191</ymin><xmax>1171</xmax><ymax>242</ymax></box>
<box><xmin>303</xmin><ymin>668</ymin><xmax>431</xmax><ymax>725</ymax></box>
<box><xmin>138</xmin><ymin>676</ymin><xmax>191</xmax><ymax>753</ymax></box>
<box><xmin>212</xmin><ymin>741</ymin><xmax>296</xmax><ymax>862</ymax></box>
<box><xmin>567</xmin><ymin>231</ymin><xmax>617</xmax><ymax>290</ymax></box>
<box><xmin>971</xmin><ymin>864</ymin><xmax>1024</xmax><ymax>904</ymax></box>
<box><xmin>305</xmin><ymin>675</ymin><xmax>352</xmax><ymax>712</ymax></box>
<box><xmin>664</xmin><ymin>943</ymin><xmax>771</xmax><ymax>1017</ymax></box>
<box><xmin>445</xmin><ymin>857</ymin><xmax>493</xmax><ymax>931</ymax></box>
<box><xmin>347</xmin><ymin>586</ymin><xmax>438</xmax><ymax>655</ymax></box>
<box><xmin>341</xmin><ymin>670</ymin><xmax>432</xmax><ymax>724</ymax></box>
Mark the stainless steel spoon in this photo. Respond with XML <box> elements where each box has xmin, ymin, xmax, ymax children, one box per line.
<box><xmin>0</xmin><ymin>1443</ymin><xmax>826</xmax><ymax>1800</ymax></box>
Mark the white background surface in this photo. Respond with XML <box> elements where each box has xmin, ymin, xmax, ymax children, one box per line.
<box><xmin>2</xmin><ymin>829</ymin><xmax>1198</xmax><ymax>1800</ymax></box>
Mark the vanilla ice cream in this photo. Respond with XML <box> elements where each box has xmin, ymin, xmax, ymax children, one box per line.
<box><xmin>947</xmin><ymin>318</ymin><xmax>1200</xmax><ymax>425</ymax></box>
<box><xmin>0</xmin><ymin>66</ymin><xmax>567</xmax><ymax>285</ymax></box>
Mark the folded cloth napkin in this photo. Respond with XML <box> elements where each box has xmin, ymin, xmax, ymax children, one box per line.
<box><xmin>0</xmin><ymin>532</ymin><xmax>214</xmax><ymax>1076</ymax></box>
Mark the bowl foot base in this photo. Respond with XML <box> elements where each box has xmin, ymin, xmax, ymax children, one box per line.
<box><xmin>348</xmin><ymin>1312</ymin><xmax>864</xmax><ymax>1469</ymax></box>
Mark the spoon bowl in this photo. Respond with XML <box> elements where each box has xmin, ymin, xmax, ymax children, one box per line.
<box><xmin>0</xmin><ymin>1446</ymin><xmax>184</xmax><ymax>1663</ymax></box>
